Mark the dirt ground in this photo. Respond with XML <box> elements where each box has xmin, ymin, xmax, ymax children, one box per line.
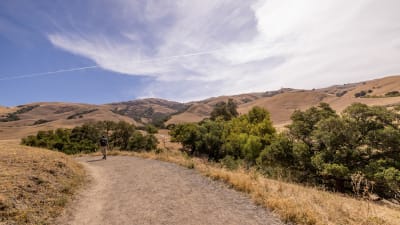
<box><xmin>57</xmin><ymin>156</ymin><xmax>283</xmax><ymax>225</ymax></box>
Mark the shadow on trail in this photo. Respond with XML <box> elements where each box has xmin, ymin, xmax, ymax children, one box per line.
<box><xmin>86</xmin><ymin>159</ymin><xmax>105</xmax><ymax>163</ymax></box>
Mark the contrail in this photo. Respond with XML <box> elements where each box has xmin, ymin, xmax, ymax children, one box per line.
<box><xmin>0</xmin><ymin>43</ymin><xmax>271</xmax><ymax>81</ymax></box>
<box><xmin>0</xmin><ymin>65</ymin><xmax>99</xmax><ymax>81</ymax></box>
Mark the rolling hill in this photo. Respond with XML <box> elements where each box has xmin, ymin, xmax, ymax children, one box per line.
<box><xmin>1</xmin><ymin>75</ymin><xmax>400</xmax><ymax>140</ymax></box>
<box><xmin>168</xmin><ymin>75</ymin><xmax>400</xmax><ymax>127</ymax></box>
<box><xmin>107</xmin><ymin>98</ymin><xmax>188</xmax><ymax>125</ymax></box>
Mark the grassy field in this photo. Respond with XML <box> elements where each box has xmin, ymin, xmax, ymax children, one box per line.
<box><xmin>0</xmin><ymin>140</ymin><xmax>85</xmax><ymax>225</ymax></box>
<box><xmin>97</xmin><ymin>149</ymin><xmax>400</xmax><ymax>225</ymax></box>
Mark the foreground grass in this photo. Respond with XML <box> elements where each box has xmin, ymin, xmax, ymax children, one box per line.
<box><xmin>0</xmin><ymin>140</ymin><xmax>85</xmax><ymax>225</ymax></box>
<box><xmin>96</xmin><ymin>149</ymin><xmax>400</xmax><ymax>225</ymax></box>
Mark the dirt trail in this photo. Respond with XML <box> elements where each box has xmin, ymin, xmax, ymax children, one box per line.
<box><xmin>58</xmin><ymin>156</ymin><xmax>283</xmax><ymax>225</ymax></box>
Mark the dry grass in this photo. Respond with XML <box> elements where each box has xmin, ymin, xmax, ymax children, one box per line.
<box><xmin>96</xmin><ymin>148</ymin><xmax>400</xmax><ymax>225</ymax></box>
<box><xmin>0</xmin><ymin>140</ymin><xmax>85</xmax><ymax>225</ymax></box>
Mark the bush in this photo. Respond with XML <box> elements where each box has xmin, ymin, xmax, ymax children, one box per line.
<box><xmin>336</xmin><ymin>90</ymin><xmax>347</xmax><ymax>97</ymax></box>
<box><xmin>145</xmin><ymin>124</ymin><xmax>158</xmax><ymax>134</ymax></box>
<box><xmin>21</xmin><ymin>120</ymin><xmax>158</xmax><ymax>154</ymax></box>
<box><xmin>221</xmin><ymin>155</ymin><xmax>240</xmax><ymax>170</ymax></box>
<box><xmin>354</xmin><ymin>90</ymin><xmax>367</xmax><ymax>98</ymax></box>
<box><xmin>67</xmin><ymin>109</ymin><xmax>98</xmax><ymax>119</ymax></box>
<box><xmin>385</xmin><ymin>91</ymin><xmax>400</xmax><ymax>97</ymax></box>
<box><xmin>171</xmin><ymin>106</ymin><xmax>276</xmax><ymax>163</ymax></box>
<box><xmin>171</xmin><ymin>102</ymin><xmax>400</xmax><ymax>199</ymax></box>
<box><xmin>210</xmin><ymin>99</ymin><xmax>238</xmax><ymax>121</ymax></box>
<box><xmin>33</xmin><ymin>119</ymin><xmax>51</xmax><ymax>125</ymax></box>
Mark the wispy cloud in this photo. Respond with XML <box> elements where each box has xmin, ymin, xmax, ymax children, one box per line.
<box><xmin>47</xmin><ymin>0</ymin><xmax>400</xmax><ymax>101</ymax></box>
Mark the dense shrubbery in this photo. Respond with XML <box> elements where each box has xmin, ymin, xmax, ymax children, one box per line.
<box><xmin>171</xmin><ymin>102</ymin><xmax>400</xmax><ymax>200</ymax></box>
<box><xmin>21</xmin><ymin>120</ymin><xmax>158</xmax><ymax>154</ymax></box>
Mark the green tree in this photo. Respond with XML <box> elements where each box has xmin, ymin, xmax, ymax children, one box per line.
<box><xmin>288</xmin><ymin>102</ymin><xmax>337</xmax><ymax>147</ymax></box>
<box><xmin>210</xmin><ymin>99</ymin><xmax>238</xmax><ymax>121</ymax></box>
<box><xmin>127</xmin><ymin>131</ymin><xmax>146</xmax><ymax>151</ymax></box>
<box><xmin>110</xmin><ymin>121</ymin><xmax>135</xmax><ymax>149</ymax></box>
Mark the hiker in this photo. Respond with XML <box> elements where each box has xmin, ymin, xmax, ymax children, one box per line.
<box><xmin>100</xmin><ymin>135</ymin><xmax>108</xmax><ymax>160</ymax></box>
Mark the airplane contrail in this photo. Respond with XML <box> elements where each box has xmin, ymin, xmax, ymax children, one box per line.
<box><xmin>0</xmin><ymin>43</ymin><xmax>271</xmax><ymax>81</ymax></box>
<box><xmin>0</xmin><ymin>65</ymin><xmax>99</xmax><ymax>81</ymax></box>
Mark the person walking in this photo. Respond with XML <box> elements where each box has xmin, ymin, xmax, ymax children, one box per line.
<box><xmin>100</xmin><ymin>135</ymin><xmax>108</xmax><ymax>160</ymax></box>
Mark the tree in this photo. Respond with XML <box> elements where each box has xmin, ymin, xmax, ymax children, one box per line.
<box><xmin>145</xmin><ymin>124</ymin><xmax>158</xmax><ymax>134</ymax></box>
<box><xmin>170</xmin><ymin>123</ymin><xmax>202</xmax><ymax>154</ymax></box>
<box><xmin>210</xmin><ymin>99</ymin><xmax>238</xmax><ymax>121</ymax></box>
<box><xmin>111</xmin><ymin>121</ymin><xmax>135</xmax><ymax>150</ymax></box>
<box><xmin>127</xmin><ymin>131</ymin><xmax>146</xmax><ymax>151</ymax></box>
<box><xmin>144</xmin><ymin>134</ymin><xmax>158</xmax><ymax>151</ymax></box>
<box><xmin>288</xmin><ymin>102</ymin><xmax>337</xmax><ymax>147</ymax></box>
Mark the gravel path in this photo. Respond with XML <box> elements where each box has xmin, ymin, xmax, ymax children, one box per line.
<box><xmin>57</xmin><ymin>156</ymin><xmax>283</xmax><ymax>225</ymax></box>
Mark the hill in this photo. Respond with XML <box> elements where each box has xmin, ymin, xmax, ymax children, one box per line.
<box><xmin>0</xmin><ymin>102</ymin><xmax>137</xmax><ymax>140</ymax></box>
<box><xmin>107</xmin><ymin>98</ymin><xmax>188</xmax><ymax>125</ymax></box>
<box><xmin>167</xmin><ymin>93</ymin><xmax>264</xmax><ymax>124</ymax></box>
<box><xmin>0</xmin><ymin>140</ymin><xmax>85</xmax><ymax>224</ymax></box>
<box><xmin>168</xmin><ymin>75</ymin><xmax>400</xmax><ymax>126</ymax></box>
<box><xmin>1</xmin><ymin>75</ymin><xmax>400</xmax><ymax>140</ymax></box>
<box><xmin>0</xmin><ymin>106</ymin><xmax>12</xmax><ymax>114</ymax></box>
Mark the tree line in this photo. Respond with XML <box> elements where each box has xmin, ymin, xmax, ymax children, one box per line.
<box><xmin>21</xmin><ymin>121</ymin><xmax>158</xmax><ymax>154</ymax></box>
<box><xmin>170</xmin><ymin>100</ymin><xmax>400</xmax><ymax>200</ymax></box>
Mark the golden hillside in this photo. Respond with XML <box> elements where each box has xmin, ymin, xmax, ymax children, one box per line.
<box><xmin>0</xmin><ymin>102</ymin><xmax>137</xmax><ymax>140</ymax></box>
<box><xmin>1</xmin><ymin>75</ymin><xmax>399</xmax><ymax>139</ymax></box>
<box><xmin>168</xmin><ymin>75</ymin><xmax>400</xmax><ymax>126</ymax></box>
<box><xmin>167</xmin><ymin>93</ymin><xmax>263</xmax><ymax>124</ymax></box>
<box><xmin>0</xmin><ymin>140</ymin><xmax>85</xmax><ymax>224</ymax></box>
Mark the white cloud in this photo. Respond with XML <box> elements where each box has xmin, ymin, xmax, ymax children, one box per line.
<box><xmin>48</xmin><ymin>0</ymin><xmax>400</xmax><ymax>101</ymax></box>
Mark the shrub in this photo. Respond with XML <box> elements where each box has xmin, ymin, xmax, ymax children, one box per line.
<box><xmin>210</xmin><ymin>99</ymin><xmax>238</xmax><ymax>121</ymax></box>
<box><xmin>354</xmin><ymin>90</ymin><xmax>367</xmax><ymax>98</ymax></box>
<box><xmin>171</xmin><ymin>103</ymin><xmax>400</xmax><ymax>199</ymax></box>
<box><xmin>385</xmin><ymin>91</ymin><xmax>400</xmax><ymax>97</ymax></box>
<box><xmin>33</xmin><ymin>119</ymin><xmax>51</xmax><ymax>125</ymax></box>
<box><xmin>221</xmin><ymin>155</ymin><xmax>240</xmax><ymax>170</ymax></box>
<box><xmin>0</xmin><ymin>105</ymin><xmax>39</xmax><ymax>122</ymax></box>
<box><xmin>67</xmin><ymin>109</ymin><xmax>98</xmax><ymax>119</ymax></box>
<box><xmin>21</xmin><ymin>120</ymin><xmax>158</xmax><ymax>154</ymax></box>
<box><xmin>336</xmin><ymin>90</ymin><xmax>347</xmax><ymax>97</ymax></box>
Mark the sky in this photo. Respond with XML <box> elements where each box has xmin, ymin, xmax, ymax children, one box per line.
<box><xmin>1</xmin><ymin>0</ymin><xmax>400</xmax><ymax>106</ymax></box>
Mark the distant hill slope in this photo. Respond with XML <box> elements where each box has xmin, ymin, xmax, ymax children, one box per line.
<box><xmin>167</xmin><ymin>93</ymin><xmax>264</xmax><ymax>124</ymax></box>
<box><xmin>0</xmin><ymin>102</ymin><xmax>137</xmax><ymax>140</ymax></box>
<box><xmin>167</xmin><ymin>75</ymin><xmax>400</xmax><ymax>126</ymax></box>
<box><xmin>238</xmin><ymin>91</ymin><xmax>328</xmax><ymax>125</ymax></box>
<box><xmin>1</xmin><ymin>75</ymin><xmax>399</xmax><ymax>140</ymax></box>
<box><xmin>0</xmin><ymin>106</ymin><xmax>12</xmax><ymax>114</ymax></box>
<box><xmin>107</xmin><ymin>98</ymin><xmax>188</xmax><ymax>125</ymax></box>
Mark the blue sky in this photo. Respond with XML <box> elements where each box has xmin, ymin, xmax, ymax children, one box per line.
<box><xmin>1</xmin><ymin>0</ymin><xmax>400</xmax><ymax>106</ymax></box>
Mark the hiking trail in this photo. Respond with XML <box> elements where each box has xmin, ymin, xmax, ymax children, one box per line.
<box><xmin>57</xmin><ymin>156</ymin><xmax>283</xmax><ymax>225</ymax></box>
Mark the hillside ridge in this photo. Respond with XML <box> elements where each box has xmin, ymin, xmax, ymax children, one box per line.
<box><xmin>1</xmin><ymin>75</ymin><xmax>400</xmax><ymax>139</ymax></box>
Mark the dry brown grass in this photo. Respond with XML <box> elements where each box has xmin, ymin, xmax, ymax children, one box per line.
<box><xmin>97</xmin><ymin>148</ymin><xmax>400</xmax><ymax>225</ymax></box>
<box><xmin>167</xmin><ymin>75</ymin><xmax>400</xmax><ymax>127</ymax></box>
<box><xmin>0</xmin><ymin>140</ymin><xmax>85</xmax><ymax>225</ymax></box>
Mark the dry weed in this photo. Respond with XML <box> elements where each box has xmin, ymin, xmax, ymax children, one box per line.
<box><xmin>0</xmin><ymin>140</ymin><xmax>86</xmax><ymax>224</ymax></box>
